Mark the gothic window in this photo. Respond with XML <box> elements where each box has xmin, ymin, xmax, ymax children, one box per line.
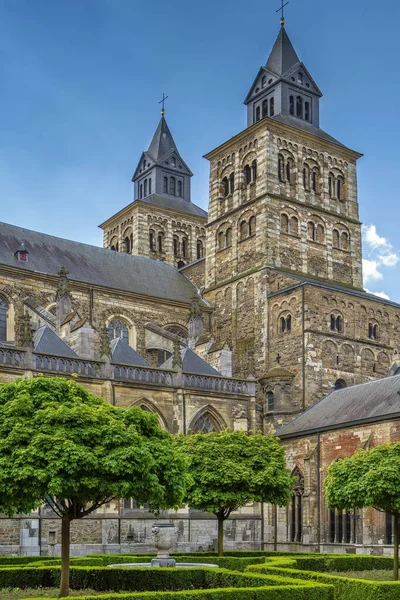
<box><xmin>244</xmin><ymin>164</ymin><xmax>251</xmax><ymax>186</ymax></box>
<box><xmin>249</xmin><ymin>216</ymin><xmax>256</xmax><ymax>236</ymax></box>
<box><xmin>278</xmin><ymin>154</ymin><xmax>285</xmax><ymax>182</ymax></box>
<box><xmin>341</xmin><ymin>231</ymin><xmax>349</xmax><ymax>250</ymax></box>
<box><xmin>149</xmin><ymin>229</ymin><xmax>156</xmax><ymax>251</ymax></box>
<box><xmin>305</xmin><ymin>102</ymin><xmax>310</xmax><ymax>122</ymax></box>
<box><xmin>316</xmin><ymin>223</ymin><xmax>325</xmax><ymax>243</ymax></box>
<box><xmin>289</xmin><ymin>467</ymin><xmax>304</xmax><ymax>543</ymax></box>
<box><xmin>222</xmin><ymin>177</ymin><xmax>229</xmax><ymax>197</ymax></box>
<box><xmin>139</xmin><ymin>184</ymin><xmax>143</xmax><ymax>199</ymax></box>
<box><xmin>280</xmin><ymin>314</ymin><xmax>292</xmax><ymax>333</ymax></box>
<box><xmin>240</xmin><ymin>220</ymin><xmax>248</xmax><ymax>241</ymax></box>
<box><xmin>311</xmin><ymin>169</ymin><xmax>318</xmax><ymax>192</ymax></box>
<box><xmin>262</xmin><ymin>100</ymin><xmax>268</xmax><ymax>117</ymax></box>
<box><xmin>163</xmin><ymin>177</ymin><xmax>168</xmax><ymax>193</ymax></box>
<box><xmin>165</xmin><ymin>324</ymin><xmax>188</xmax><ymax>340</ymax></box>
<box><xmin>368</xmin><ymin>323</ymin><xmax>378</xmax><ymax>340</ymax></box>
<box><xmin>255</xmin><ymin>106</ymin><xmax>261</xmax><ymax>121</ymax></box>
<box><xmin>226</xmin><ymin>228</ymin><xmax>232</xmax><ymax>247</ymax></box>
<box><xmin>289</xmin><ymin>95</ymin><xmax>294</xmax><ymax>115</ymax></box>
<box><xmin>386</xmin><ymin>513</ymin><xmax>394</xmax><ymax>545</ymax></box>
<box><xmin>330</xmin><ymin>314</ymin><xmax>343</xmax><ymax>333</ymax></box>
<box><xmin>148</xmin><ymin>178</ymin><xmax>152</xmax><ymax>194</ymax></box>
<box><xmin>190</xmin><ymin>412</ymin><xmax>220</xmax><ymax>434</ymax></box>
<box><xmin>107</xmin><ymin>319</ymin><xmax>129</xmax><ymax>344</ymax></box>
<box><xmin>158</xmin><ymin>233</ymin><xmax>164</xmax><ymax>252</ymax></box>
<box><xmin>124</xmin><ymin>237</ymin><xmax>131</xmax><ymax>253</ymax></box>
<box><xmin>296</xmin><ymin>96</ymin><xmax>303</xmax><ymax>118</ymax></box>
<box><xmin>170</xmin><ymin>176</ymin><xmax>176</xmax><ymax>196</ymax></box>
<box><xmin>270</xmin><ymin>97</ymin><xmax>275</xmax><ymax>116</ymax></box>
<box><xmin>281</xmin><ymin>213</ymin><xmax>289</xmax><ymax>233</ymax></box>
<box><xmin>158</xmin><ymin>349</ymin><xmax>172</xmax><ymax>366</ymax></box>
<box><xmin>229</xmin><ymin>172</ymin><xmax>235</xmax><ymax>194</ymax></box>
<box><xmin>144</xmin><ymin>179</ymin><xmax>147</xmax><ymax>197</ymax></box>
<box><xmin>308</xmin><ymin>222</ymin><xmax>316</xmax><ymax>241</ymax></box>
<box><xmin>197</xmin><ymin>239</ymin><xmax>204</xmax><ymax>259</ymax></box>
<box><xmin>182</xmin><ymin>237</ymin><xmax>188</xmax><ymax>258</ymax></box>
<box><xmin>267</xmin><ymin>392</ymin><xmax>274</xmax><ymax>412</ymax></box>
<box><xmin>173</xmin><ymin>236</ymin><xmax>179</xmax><ymax>256</ymax></box>
<box><xmin>330</xmin><ymin>510</ymin><xmax>354</xmax><ymax>544</ymax></box>
<box><xmin>290</xmin><ymin>216</ymin><xmax>298</xmax><ymax>235</ymax></box>
<box><xmin>177</xmin><ymin>180</ymin><xmax>182</xmax><ymax>197</ymax></box>
<box><xmin>303</xmin><ymin>164</ymin><xmax>310</xmax><ymax>190</ymax></box>
<box><xmin>252</xmin><ymin>160</ymin><xmax>257</xmax><ymax>181</ymax></box>
<box><xmin>337</xmin><ymin>176</ymin><xmax>344</xmax><ymax>201</ymax></box>
<box><xmin>333</xmin><ymin>229</ymin><xmax>340</xmax><ymax>249</ymax></box>
<box><xmin>0</xmin><ymin>297</ymin><xmax>7</xmax><ymax>342</ymax></box>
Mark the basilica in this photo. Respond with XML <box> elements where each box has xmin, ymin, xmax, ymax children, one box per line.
<box><xmin>0</xmin><ymin>21</ymin><xmax>399</xmax><ymax>556</ymax></box>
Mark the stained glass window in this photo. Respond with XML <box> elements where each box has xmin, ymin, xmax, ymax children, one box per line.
<box><xmin>107</xmin><ymin>320</ymin><xmax>129</xmax><ymax>343</ymax></box>
<box><xmin>191</xmin><ymin>413</ymin><xmax>219</xmax><ymax>434</ymax></box>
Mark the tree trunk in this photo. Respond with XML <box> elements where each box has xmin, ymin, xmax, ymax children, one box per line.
<box><xmin>394</xmin><ymin>513</ymin><xmax>399</xmax><ymax>581</ymax></box>
<box><xmin>59</xmin><ymin>516</ymin><xmax>71</xmax><ymax>597</ymax></box>
<box><xmin>217</xmin><ymin>514</ymin><xmax>224</xmax><ymax>557</ymax></box>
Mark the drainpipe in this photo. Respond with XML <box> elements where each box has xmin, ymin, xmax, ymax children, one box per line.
<box><xmin>302</xmin><ymin>286</ymin><xmax>306</xmax><ymax>412</ymax></box>
<box><xmin>274</xmin><ymin>505</ymin><xmax>278</xmax><ymax>551</ymax></box>
<box><xmin>317</xmin><ymin>433</ymin><xmax>321</xmax><ymax>552</ymax></box>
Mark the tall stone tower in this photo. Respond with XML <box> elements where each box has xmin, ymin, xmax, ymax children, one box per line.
<box><xmin>203</xmin><ymin>22</ymin><xmax>398</xmax><ymax>426</ymax></box>
<box><xmin>99</xmin><ymin>110</ymin><xmax>207</xmax><ymax>269</ymax></box>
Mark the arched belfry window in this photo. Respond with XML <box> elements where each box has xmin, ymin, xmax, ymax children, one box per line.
<box><xmin>255</xmin><ymin>106</ymin><xmax>261</xmax><ymax>122</ymax></box>
<box><xmin>289</xmin><ymin>467</ymin><xmax>304</xmax><ymax>543</ymax></box>
<box><xmin>296</xmin><ymin>96</ymin><xmax>303</xmax><ymax>118</ymax></box>
<box><xmin>0</xmin><ymin>297</ymin><xmax>8</xmax><ymax>342</ymax></box>
<box><xmin>108</xmin><ymin>319</ymin><xmax>129</xmax><ymax>344</ymax></box>
<box><xmin>289</xmin><ymin>96</ymin><xmax>294</xmax><ymax>115</ymax></box>
<box><xmin>170</xmin><ymin>177</ymin><xmax>176</xmax><ymax>196</ymax></box>
<box><xmin>262</xmin><ymin>100</ymin><xmax>268</xmax><ymax>117</ymax></box>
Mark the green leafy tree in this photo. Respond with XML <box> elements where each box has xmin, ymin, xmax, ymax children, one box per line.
<box><xmin>178</xmin><ymin>430</ymin><xmax>292</xmax><ymax>556</ymax></box>
<box><xmin>0</xmin><ymin>377</ymin><xmax>187</xmax><ymax>597</ymax></box>
<box><xmin>325</xmin><ymin>444</ymin><xmax>400</xmax><ymax>580</ymax></box>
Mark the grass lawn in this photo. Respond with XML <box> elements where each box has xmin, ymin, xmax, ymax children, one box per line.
<box><xmin>1</xmin><ymin>589</ymin><xmax>102</xmax><ymax>599</ymax></box>
<box><xmin>334</xmin><ymin>570</ymin><xmax>394</xmax><ymax>581</ymax></box>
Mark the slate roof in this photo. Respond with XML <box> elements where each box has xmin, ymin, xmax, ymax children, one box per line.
<box><xmin>160</xmin><ymin>347</ymin><xmax>221</xmax><ymax>376</ymax></box>
<box><xmin>277</xmin><ymin>375</ymin><xmax>400</xmax><ymax>439</ymax></box>
<box><xmin>137</xmin><ymin>194</ymin><xmax>207</xmax><ymax>218</ymax></box>
<box><xmin>0</xmin><ymin>221</ymin><xmax>197</xmax><ymax>303</ymax></box>
<box><xmin>110</xmin><ymin>337</ymin><xmax>150</xmax><ymax>367</ymax></box>
<box><xmin>148</xmin><ymin>116</ymin><xmax>179</xmax><ymax>161</ymax></box>
<box><xmin>34</xmin><ymin>325</ymin><xmax>78</xmax><ymax>357</ymax></box>
<box><xmin>271</xmin><ymin>114</ymin><xmax>345</xmax><ymax>148</ymax></box>
<box><xmin>266</xmin><ymin>26</ymin><xmax>301</xmax><ymax>76</ymax></box>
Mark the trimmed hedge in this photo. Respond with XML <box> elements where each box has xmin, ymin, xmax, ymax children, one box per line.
<box><xmin>26</xmin><ymin>586</ymin><xmax>334</xmax><ymax>600</ymax></box>
<box><xmin>248</xmin><ymin>562</ymin><xmax>400</xmax><ymax>600</ymax></box>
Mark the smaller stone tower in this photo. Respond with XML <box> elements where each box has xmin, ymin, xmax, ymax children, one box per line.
<box><xmin>99</xmin><ymin>108</ymin><xmax>207</xmax><ymax>269</ymax></box>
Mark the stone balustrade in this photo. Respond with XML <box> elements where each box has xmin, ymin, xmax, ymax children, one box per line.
<box><xmin>0</xmin><ymin>347</ymin><xmax>254</xmax><ymax>397</ymax></box>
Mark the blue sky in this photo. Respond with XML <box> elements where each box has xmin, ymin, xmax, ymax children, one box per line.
<box><xmin>0</xmin><ymin>0</ymin><xmax>399</xmax><ymax>300</ymax></box>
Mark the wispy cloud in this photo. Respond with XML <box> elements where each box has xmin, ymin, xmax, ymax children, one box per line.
<box><xmin>364</xmin><ymin>288</ymin><xmax>391</xmax><ymax>301</ymax></box>
<box><xmin>362</xmin><ymin>224</ymin><xmax>399</xmax><ymax>288</ymax></box>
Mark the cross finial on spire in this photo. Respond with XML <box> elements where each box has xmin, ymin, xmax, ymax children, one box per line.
<box><xmin>276</xmin><ymin>0</ymin><xmax>289</xmax><ymax>26</ymax></box>
<box><xmin>159</xmin><ymin>93</ymin><xmax>168</xmax><ymax>116</ymax></box>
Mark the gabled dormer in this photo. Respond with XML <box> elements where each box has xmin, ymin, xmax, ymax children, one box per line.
<box><xmin>244</xmin><ymin>25</ymin><xmax>322</xmax><ymax>129</ymax></box>
<box><xmin>132</xmin><ymin>115</ymin><xmax>193</xmax><ymax>203</ymax></box>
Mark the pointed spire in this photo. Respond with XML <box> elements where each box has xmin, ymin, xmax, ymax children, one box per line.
<box><xmin>147</xmin><ymin>116</ymin><xmax>178</xmax><ymax>161</ymax></box>
<box><xmin>265</xmin><ymin>26</ymin><xmax>300</xmax><ymax>76</ymax></box>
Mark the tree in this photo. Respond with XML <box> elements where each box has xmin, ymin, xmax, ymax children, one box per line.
<box><xmin>325</xmin><ymin>444</ymin><xmax>400</xmax><ymax>580</ymax></box>
<box><xmin>0</xmin><ymin>377</ymin><xmax>187</xmax><ymax>597</ymax></box>
<box><xmin>178</xmin><ymin>430</ymin><xmax>292</xmax><ymax>556</ymax></box>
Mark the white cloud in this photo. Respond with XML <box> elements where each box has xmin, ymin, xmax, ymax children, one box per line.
<box><xmin>379</xmin><ymin>253</ymin><xmax>399</xmax><ymax>267</ymax></box>
<box><xmin>362</xmin><ymin>259</ymin><xmax>383</xmax><ymax>284</ymax></box>
<box><xmin>362</xmin><ymin>224</ymin><xmax>389</xmax><ymax>249</ymax></box>
<box><xmin>364</xmin><ymin>288</ymin><xmax>391</xmax><ymax>300</ymax></box>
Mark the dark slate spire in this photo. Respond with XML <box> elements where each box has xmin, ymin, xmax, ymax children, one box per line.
<box><xmin>147</xmin><ymin>116</ymin><xmax>178</xmax><ymax>161</ymax></box>
<box><xmin>244</xmin><ymin>26</ymin><xmax>322</xmax><ymax>130</ymax></box>
<box><xmin>265</xmin><ymin>26</ymin><xmax>300</xmax><ymax>76</ymax></box>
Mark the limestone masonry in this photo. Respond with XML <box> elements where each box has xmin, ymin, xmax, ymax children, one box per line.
<box><xmin>0</xmin><ymin>23</ymin><xmax>399</xmax><ymax>556</ymax></box>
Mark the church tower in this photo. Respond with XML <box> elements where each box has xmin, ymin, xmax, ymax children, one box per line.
<box><xmin>202</xmin><ymin>20</ymin><xmax>396</xmax><ymax>425</ymax></box>
<box><xmin>99</xmin><ymin>109</ymin><xmax>207</xmax><ymax>268</ymax></box>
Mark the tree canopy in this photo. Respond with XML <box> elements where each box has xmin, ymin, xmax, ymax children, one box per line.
<box><xmin>325</xmin><ymin>444</ymin><xmax>400</xmax><ymax>580</ymax></box>
<box><xmin>0</xmin><ymin>377</ymin><xmax>187</xmax><ymax>596</ymax></box>
<box><xmin>178</xmin><ymin>430</ymin><xmax>292</xmax><ymax>555</ymax></box>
